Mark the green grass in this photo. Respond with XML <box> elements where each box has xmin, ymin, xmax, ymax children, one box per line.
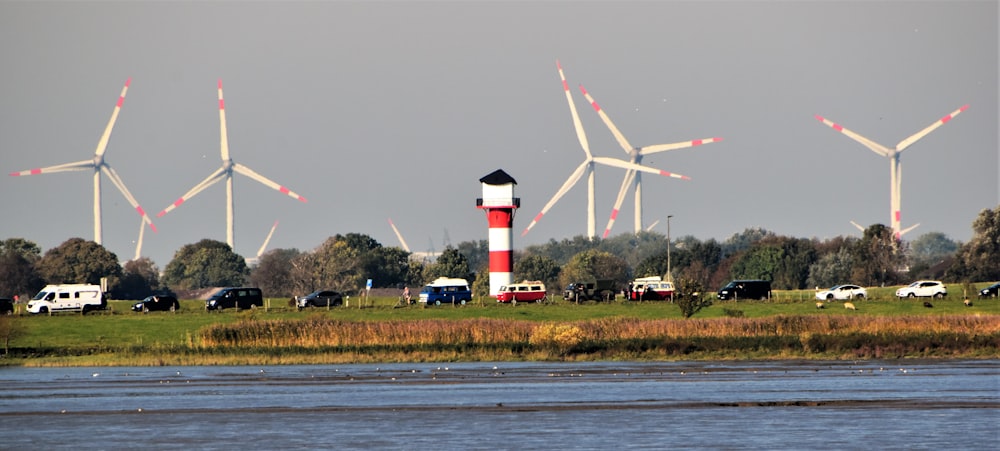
<box><xmin>3</xmin><ymin>282</ymin><xmax>996</xmax><ymax>366</ymax></box>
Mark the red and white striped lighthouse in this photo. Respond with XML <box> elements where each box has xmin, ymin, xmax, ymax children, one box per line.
<box><xmin>476</xmin><ymin>170</ymin><xmax>519</xmax><ymax>296</ymax></box>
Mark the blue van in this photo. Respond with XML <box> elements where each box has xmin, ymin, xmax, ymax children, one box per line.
<box><xmin>418</xmin><ymin>278</ymin><xmax>472</xmax><ymax>305</ymax></box>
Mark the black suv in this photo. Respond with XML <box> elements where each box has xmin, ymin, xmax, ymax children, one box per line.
<box><xmin>132</xmin><ymin>295</ymin><xmax>180</xmax><ymax>312</ymax></box>
<box><xmin>0</xmin><ymin>298</ymin><xmax>13</xmax><ymax>315</ymax></box>
<box><xmin>296</xmin><ymin>290</ymin><xmax>344</xmax><ymax>309</ymax></box>
<box><xmin>980</xmin><ymin>282</ymin><xmax>1000</xmax><ymax>299</ymax></box>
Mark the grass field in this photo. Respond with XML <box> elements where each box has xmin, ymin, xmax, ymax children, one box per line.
<box><xmin>2</xmin><ymin>282</ymin><xmax>997</xmax><ymax>366</ymax></box>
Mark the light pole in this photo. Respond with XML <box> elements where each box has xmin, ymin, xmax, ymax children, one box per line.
<box><xmin>667</xmin><ymin>215</ymin><xmax>673</xmax><ymax>302</ymax></box>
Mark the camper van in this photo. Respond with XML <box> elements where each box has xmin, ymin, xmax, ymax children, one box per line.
<box><xmin>495</xmin><ymin>281</ymin><xmax>547</xmax><ymax>304</ymax></box>
<box><xmin>26</xmin><ymin>284</ymin><xmax>106</xmax><ymax>314</ymax></box>
<box><xmin>419</xmin><ymin>277</ymin><xmax>472</xmax><ymax>305</ymax></box>
<box><xmin>629</xmin><ymin>276</ymin><xmax>675</xmax><ymax>301</ymax></box>
<box><xmin>717</xmin><ymin>280</ymin><xmax>772</xmax><ymax>301</ymax></box>
<box><xmin>205</xmin><ymin>287</ymin><xmax>264</xmax><ymax>310</ymax></box>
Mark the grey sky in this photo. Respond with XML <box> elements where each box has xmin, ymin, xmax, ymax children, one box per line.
<box><xmin>1</xmin><ymin>1</ymin><xmax>996</xmax><ymax>268</ymax></box>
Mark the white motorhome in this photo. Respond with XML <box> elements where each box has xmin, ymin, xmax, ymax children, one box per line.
<box><xmin>27</xmin><ymin>284</ymin><xmax>106</xmax><ymax>314</ymax></box>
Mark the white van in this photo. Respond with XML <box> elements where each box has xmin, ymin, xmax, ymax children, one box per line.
<box><xmin>27</xmin><ymin>284</ymin><xmax>106</xmax><ymax>314</ymax></box>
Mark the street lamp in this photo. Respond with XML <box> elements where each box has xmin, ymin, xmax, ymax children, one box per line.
<box><xmin>666</xmin><ymin>215</ymin><xmax>673</xmax><ymax>283</ymax></box>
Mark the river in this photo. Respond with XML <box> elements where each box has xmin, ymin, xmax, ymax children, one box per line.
<box><xmin>1</xmin><ymin>360</ymin><xmax>997</xmax><ymax>449</ymax></box>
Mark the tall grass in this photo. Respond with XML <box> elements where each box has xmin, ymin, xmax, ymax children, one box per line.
<box><xmin>198</xmin><ymin>314</ymin><xmax>1000</xmax><ymax>361</ymax></box>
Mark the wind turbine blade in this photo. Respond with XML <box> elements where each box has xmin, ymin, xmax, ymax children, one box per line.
<box><xmin>850</xmin><ymin>221</ymin><xmax>865</xmax><ymax>232</ymax></box>
<box><xmin>602</xmin><ymin>170</ymin><xmax>637</xmax><ymax>239</ymax></box>
<box><xmin>157</xmin><ymin>166</ymin><xmax>227</xmax><ymax>217</ymax></box>
<box><xmin>233</xmin><ymin>163</ymin><xmax>308</xmax><ymax>203</ymax></box>
<box><xmin>639</xmin><ymin>137</ymin><xmax>724</xmax><ymax>155</ymax></box>
<box><xmin>218</xmin><ymin>79</ymin><xmax>231</xmax><ymax>162</ymax></box>
<box><xmin>102</xmin><ymin>165</ymin><xmax>157</xmax><ymax>232</ymax></box>
<box><xmin>556</xmin><ymin>60</ymin><xmax>592</xmax><ymax>158</ymax></box>
<box><xmin>522</xmin><ymin>161</ymin><xmax>589</xmax><ymax>236</ymax></box>
<box><xmin>256</xmin><ymin>220</ymin><xmax>279</xmax><ymax>258</ymax></box>
<box><xmin>388</xmin><ymin>218</ymin><xmax>411</xmax><ymax>253</ymax></box>
<box><xmin>10</xmin><ymin>159</ymin><xmax>94</xmax><ymax>176</ymax></box>
<box><xmin>645</xmin><ymin>219</ymin><xmax>660</xmax><ymax>232</ymax></box>
<box><xmin>94</xmin><ymin>78</ymin><xmax>130</xmax><ymax>158</ymax></box>
<box><xmin>899</xmin><ymin>223</ymin><xmax>920</xmax><ymax>237</ymax></box>
<box><xmin>896</xmin><ymin>105</ymin><xmax>969</xmax><ymax>151</ymax></box>
<box><xmin>815</xmin><ymin>115</ymin><xmax>891</xmax><ymax>157</ymax></box>
<box><xmin>579</xmin><ymin>84</ymin><xmax>634</xmax><ymax>154</ymax></box>
<box><xmin>592</xmin><ymin>157</ymin><xmax>690</xmax><ymax>180</ymax></box>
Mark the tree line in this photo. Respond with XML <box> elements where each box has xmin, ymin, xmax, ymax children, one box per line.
<box><xmin>1</xmin><ymin>206</ymin><xmax>997</xmax><ymax>300</ymax></box>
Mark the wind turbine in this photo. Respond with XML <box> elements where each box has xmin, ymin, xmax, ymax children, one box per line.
<box><xmin>578</xmin><ymin>86</ymin><xmax>722</xmax><ymax>238</ymax></box>
<box><xmin>815</xmin><ymin>104</ymin><xmax>968</xmax><ymax>239</ymax></box>
<box><xmin>10</xmin><ymin>78</ymin><xmax>157</xmax><ymax>245</ymax></box>
<box><xmin>255</xmin><ymin>220</ymin><xmax>279</xmax><ymax>258</ymax></box>
<box><xmin>388</xmin><ymin>218</ymin><xmax>411</xmax><ymax>252</ymax></box>
<box><xmin>521</xmin><ymin>61</ymin><xmax>690</xmax><ymax>240</ymax></box>
<box><xmin>245</xmin><ymin>220</ymin><xmax>279</xmax><ymax>266</ymax></box>
<box><xmin>157</xmin><ymin>80</ymin><xmax>307</xmax><ymax>250</ymax></box>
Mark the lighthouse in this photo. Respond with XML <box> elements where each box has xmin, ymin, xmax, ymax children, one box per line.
<box><xmin>476</xmin><ymin>169</ymin><xmax>520</xmax><ymax>296</ymax></box>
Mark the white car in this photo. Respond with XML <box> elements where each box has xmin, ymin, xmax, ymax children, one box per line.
<box><xmin>816</xmin><ymin>284</ymin><xmax>867</xmax><ymax>301</ymax></box>
<box><xmin>896</xmin><ymin>281</ymin><xmax>947</xmax><ymax>299</ymax></box>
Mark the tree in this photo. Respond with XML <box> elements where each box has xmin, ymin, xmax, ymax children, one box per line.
<box><xmin>162</xmin><ymin>239</ymin><xmax>248</xmax><ymax>290</ymax></box>
<box><xmin>250</xmin><ymin>248</ymin><xmax>301</xmax><ymax>298</ymax></box>
<box><xmin>674</xmin><ymin>276</ymin><xmax>712</xmax><ymax>318</ymax></box>
<box><xmin>113</xmin><ymin>258</ymin><xmax>160</xmax><ymax>300</ymax></box>
<box><xmin>633</xmin><ymin>253</ymin><xmax>667</xmax><ymax>281</ymax></box>
<box><xmin>908</xmin><ymin>232</ymin><xmax>958</xmax><ymax>267</ymax></box>
<box><xmin>0</xmin><ymin>242</ymin><xmax>43</xmax><ymax>299</ymax></box>
<box><xmin>559</xmin><ymin>249</ymin><xmax>630</xmax><ymax>288</ymax></box>
<box><xmin>456</xmin><ymin>240</ymin><xmax>491</xmax><ymax>273</ymax></box>
<box><xmin>312</xmin><ymin>237</ymin><xmax>364</xmax><ymax>293</ymax></box>
<box><xmin>38</xmin><ymin>238</ymin><xmax>122</xmax><ymax>285</ymax></box>
<box><xmin>514</xmin><ymin>254</ymin><xmax>560</xmax><ymax>290</ymax></box>
<box><xmin>851</xmin><ymin>224</ymin><xmax>904</xmax><ymax>287</ymax></box>
<box><xmin>807</xmin><ymin>247</ymin><xmax>855</xmax><ymax>289</ymax></box>
<box><xmin>729</xmin><ymin>244</ymin><xmax>782</xmax><ymax>284</ymax></box>
<box><xmin>0</xmin><ymin>238</ymin><xmax>42</xmax><ymax>262</ymax></box>
<box><xmin>722</xmin><ymin>227</ymin><xmax>774</xmax><ymax>257</ymax></box>
<box><xmin>423</xmin><ymin>247</ymin><xmax>471</xmax><ymax>282</ymax></box>
<box><xmin>947</xmin><ymin>206</ymin><xmax>1000</xmax><ymax>282</ymax></box>
<box><xmin>471</xmin><ymin>267</ymin><xmax>491</xmax><ymax>304</ymax></box>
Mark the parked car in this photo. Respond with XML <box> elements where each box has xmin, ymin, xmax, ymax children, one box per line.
<box><xmin>895</xmin><ymin>280</ymin><xmax>947</xmax><ymax>299</ymax></box>
<box><xmin>296</xmin><ymin>290</ymin><xmax>344</xmax><ymax>309</ymax></box>
<box><xmin>206</xmin><ymin>287</ymin><xmax>264</xmax><ymax>311</ymax></box>
<box><xmin>979</xmin><ymin>282</ymin><xmax>1000</xmax><ymax>299</ymax></box>
<box><xmin>0</xmin><ymin>298</ymin><xmax>13</xmax><ymax>315</ymax></box>
<box><xmin>131</xmin><ymin>295</ymin><xmax>180</xmax><ymax>312</ymax></box>
<box><xmin>815</xmin><ymin>284</ymin><xmax>867</xmax><ymax>301</ymax></box>
<box><xmin>717</xmin><ymin>280</ymin><xmax>772</xmax><ymax>301</ymax></box>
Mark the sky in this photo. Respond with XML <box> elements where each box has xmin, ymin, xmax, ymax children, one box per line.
<box><xmin>1</xmin><ymin>1</ymin><xmax>997</xmax><ymax>269</ymax></box>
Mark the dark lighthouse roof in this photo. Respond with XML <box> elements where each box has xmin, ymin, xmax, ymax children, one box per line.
<box><xmin>479</xmin><ymin>169</ymin><xmax>517</xmax><ymax>186</ymax></box>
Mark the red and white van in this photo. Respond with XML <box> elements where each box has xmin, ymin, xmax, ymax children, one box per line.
<box><xmin>495</xmin><ymin>281</ymin><xmax>547</xmax><ymax>304</ymax></box>
<box><xmin>629</xmin><ymin>276</ymin><xmax>674</xmax><ymax>301</ymax></box>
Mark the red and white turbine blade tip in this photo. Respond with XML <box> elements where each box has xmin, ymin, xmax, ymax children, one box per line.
<box><xmin>815</xmin><ymin>115</ymin><xmax>841</xmax><ymax>130</ymax></box>
<box><xmin>10</xmin><ymin>168</ymin><xmax>41</xmax><ymax>176</ymax></box>
<box><xmin>602</xmin><ymin>210</ymin><xmax>620</xmax><ymax>239</ymax></box>
<box><xmin>522</xmin><ymin>213</ymin><xmax>545</xmax><ymax>236</ymax></box>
